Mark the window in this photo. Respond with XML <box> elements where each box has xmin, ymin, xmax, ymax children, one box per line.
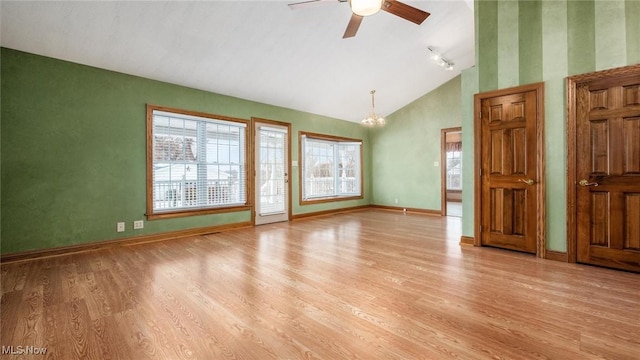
<box><xmin>446</xmin><ymin>142</ymin><xmax>462</xmax><ymax>190</ymax></box>
<box><xmin>300</xmin><ymin>132</ymin><xmax>363</xmax><ymax>203</ymax></box>
<box><xmin>146</xmin><ymin>105</ymin><xmax>249</xmax><ymax>219</ymax></box>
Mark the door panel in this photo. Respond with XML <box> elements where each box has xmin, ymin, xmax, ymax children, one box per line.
<box><xmin>575</xmin><ymin>71</ymin><xmax>640</xmax><ymax>272</ymax></box>
<box><xmin>589</xmin><ymin>192</ymin><xmax>610</xmax><ymax>246</ymax></box>
<box><xmin>489</xmin><ymin>188</ymin><xmax>527</xmax><ymax>234</ymax></box>
<box><xmin>626</xmin><ymin>194</ymin><xmax>640</xmax><ymax>249</ymax></box>
<box><xmin>479</xmin><ymin>88</ymin><xmax>540</xmax><ymax>254</ymax></box>
<box><xmin>589</xmin><ymin>120</ymin><xmax>609</xmax><ymax>174</ymax></box>
<box><xmin>624</xmin><ymin>117</ymin><xmax>640</xmax><ymax>173</ymax></box>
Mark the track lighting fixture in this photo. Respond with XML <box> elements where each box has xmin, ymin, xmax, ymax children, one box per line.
<box><xmin>427</xmin><ymin>46</ymin><xmax>454</xmax><ymax>70</ymax></box>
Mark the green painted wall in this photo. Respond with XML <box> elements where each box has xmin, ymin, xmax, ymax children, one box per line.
<box><xmin>1</xmin><ymin>48</ymin><xmax>371</xmax><ymax>254</ymax></box>
<box><xmin>461</xmin><ymin>0</ymin><xmax>640</xmax><ymax>251</ymax></box>
<box><xmin>370</xmin><ymin>76</ymin><xmax>462</xmax><ymax>210</ymax></box>
<box><xmin>461</xmin><ymin>66</ymin><xmax>478</xmax><ymax>237</ymax></box>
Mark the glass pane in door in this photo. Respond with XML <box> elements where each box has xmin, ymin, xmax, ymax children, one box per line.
<box><xmin>255</xmin><ymin>124</ymin><xmax>288</xmax><ymax>224</ymax></box>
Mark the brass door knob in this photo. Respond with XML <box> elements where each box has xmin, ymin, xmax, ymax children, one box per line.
<box><xmin>578</xmin><ymin>179</ymin><xmax>599</xmax><ymax>187</ymax></box>
<box><xmin>518</xmin><ymin>178</ymin><xmax>535</xmax><ymax>186</ymax></box>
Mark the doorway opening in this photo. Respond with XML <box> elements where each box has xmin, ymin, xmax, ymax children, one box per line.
<box><xmin>441</xmin><ymin>127</ymin><xmax>462</xmax><ymax>217</ymax></box>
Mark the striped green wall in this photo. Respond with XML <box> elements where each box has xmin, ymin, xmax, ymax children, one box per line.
<box><xmin>462</xmin><ymin>0</ymin><xmax>640</xmax><ymax>251</ymax></box>
<box><xmin>461</xmin><ymin>68</ymin><xmax>478</xmax><ymax>235</ymax></box>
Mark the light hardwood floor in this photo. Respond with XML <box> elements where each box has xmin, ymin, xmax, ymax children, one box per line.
<box><xmin>1</xmin><ymin>210</ymin><xmax>639</xmax><ymax>359</ymax></box>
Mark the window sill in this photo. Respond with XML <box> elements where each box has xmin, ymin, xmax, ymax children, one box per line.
<box><xmin>146</xmin><ymin>205</ymin><xmax>251</xmax><ymax>220</ymax></box>
<box><xmin>300</xmin><ymin>195</ymin><xmax>363</xmax><ymax>206</ymax></box>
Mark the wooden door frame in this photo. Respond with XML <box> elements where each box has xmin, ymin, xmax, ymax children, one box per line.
<box><xmin>473</xmin><ymin>82</ymin><xmax>546</xmax><ymax>257</ymax></box>
<box><xmin>251</xmin><ymin>117</ymin><xmax>292</xmax><ymax>225</ymax></box>
<box><xmin>441</xmin><ymin>127</ymin><xmax>462</xmax><ymax>216</ymax></box>
<box><xmin>566</xmin><ymin>63</ymin><xmax>640</xmax><ymax>263</ymax></box>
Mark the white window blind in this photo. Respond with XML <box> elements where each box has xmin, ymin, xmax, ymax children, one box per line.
<box><xmin>301</xmin><ymin>135</ymin><xmax>361</xmax><ymax>200</ymax></box>
<box><xmin>151</xmin><ymin>109</ymin><xmax>247</xmax><ymax>212</ymax></box>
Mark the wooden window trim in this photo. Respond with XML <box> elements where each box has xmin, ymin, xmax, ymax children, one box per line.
<box><xmin>146</xmin><ymin>104</ymin><xmax>250</xmax><ymax>220</ymax></box>
<box><xmin>299</xmin><ymin>131</ymin><xmax>364</xmax><ymax>205</ymax></box>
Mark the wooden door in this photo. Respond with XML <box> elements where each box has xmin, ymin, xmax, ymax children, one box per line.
<box><xmin>575</xmin><ymin>71</ymin><xmax>640</xmax><ymax>272</ymax></box>
<box><xmin>476</xmin><ymin>84</ymin><xmax>544</xmax><ymax>254</ymax></box>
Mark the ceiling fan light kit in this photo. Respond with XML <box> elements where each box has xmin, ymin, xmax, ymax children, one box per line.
<box><xmin>361</xmin><ymin>90</ymin><xmax>386</xmax><ymax>127</ymax></box>
<box><xmin>427</xmin><ymin>46</ymin><xmax>454</xmax><ymax>71</ymax></box>
<box><xmin>349</xmin><ymin>0</ymin><xmax>383</xmax><ymax>16</ymax></box>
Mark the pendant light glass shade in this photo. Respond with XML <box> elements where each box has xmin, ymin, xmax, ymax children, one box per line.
<box><xmin>361</xmin><ymin>90</ymin><xmax>385</xmax><ymax>127</ymax></box>
<box><xmin>349</xmin><ymin>0</ymin><xmax>383</xmax><ymax>16</ymax></box>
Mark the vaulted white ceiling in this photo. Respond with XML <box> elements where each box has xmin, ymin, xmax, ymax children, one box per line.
<box><xmin>1</xmin><ymin>0</ymin><xmax>475</xmax><ymax>122</ymax></box>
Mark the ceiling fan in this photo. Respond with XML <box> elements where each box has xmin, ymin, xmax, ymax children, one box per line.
<box><xmin>288</xmin><ymin>0</ymin><xmax>430</xmax><ymax>38</ymax></box>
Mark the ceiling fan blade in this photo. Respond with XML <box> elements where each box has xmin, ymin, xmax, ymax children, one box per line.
<box><xmin>381</xmin><ymin>0</ymin><xmax>430</xmax><ymax>25</ymax></box>
<box><xmin>288</xmin><ymin>0</ymin><xmax>344</xmax><ymax>10</ymax></box>
<box><xmin>343</xmin><ymin>13</ymin><xmax>364</xmax><ymax>38</ymax></box>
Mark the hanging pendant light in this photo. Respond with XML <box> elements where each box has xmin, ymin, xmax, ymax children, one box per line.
<box><xmin>361</xmin><ymin>90</ymin><xmax>385</xmax><ymax>127</ymax></box>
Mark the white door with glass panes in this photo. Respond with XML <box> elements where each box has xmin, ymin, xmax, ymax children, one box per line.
<box><xmin>254</xmin><ymin>122</ymin><xmax>289</xmax><ymax>225</ymax></box>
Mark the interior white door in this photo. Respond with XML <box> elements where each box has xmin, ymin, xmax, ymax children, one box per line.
<box><xmin>255</xmin><ymin>122</ymin><xmax>289</xmax><ymax>225</ymax></box>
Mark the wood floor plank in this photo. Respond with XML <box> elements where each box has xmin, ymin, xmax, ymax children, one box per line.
<box><xmin>1</xmin><ymin>210</ymin><xmax>639</xmax><ymax>359</ymax></box>
<box><xmin>1</xmin><ymin>290</ymin><xmax>22</xmax><ymax>347</ymax></box>
<box><xmin>57</xmin><ymin>299</ymin><xmax>102</xmax><ymax>359</ymax></box>
<box><xmin>1</xmin><ymin>262</ymin><xmax>29</xmax><ymax>294</ymax></box>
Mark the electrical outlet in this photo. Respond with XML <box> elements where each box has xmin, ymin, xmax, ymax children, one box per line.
<box><xmin>117</xmin><ymin>222</ymin><xmax>125</xmax><ymax>232</ymax></box>
<box><xmin>133</xmin><ymin>220</ymin><xmax>144</xmax><ymax>230</ymax></box>
<box><xmin>394</xmin><ymin>198</ymin><xmax>398</xmax><ymax>204</ymax></box>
